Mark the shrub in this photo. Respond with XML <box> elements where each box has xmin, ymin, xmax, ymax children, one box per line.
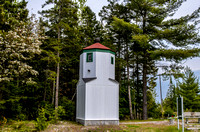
<box><xmin>35</xmin><ymin>108</ymin><xmax>49</xmax><ymax>131</ymax></box>
<box><xmin>50</xmin><ymin>106</ymin><xmax>66</xmax><ymax>124</ymax></box>
<box><xmin>59</xmin><ymin>97</ymin><xmax>75</xmax><ymax>121</ymax></box>
<box><xmin>164</xmin><ymin>108</ymin><xmax>174</xmax><ymax>118</ymax></box>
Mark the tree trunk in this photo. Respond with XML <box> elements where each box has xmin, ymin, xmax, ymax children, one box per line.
<box><xmin>116</xmin><ymin>38</ymin><xmax>121</xmax><ymax>84</ymax></box>
<box><xmin>55</xmin><ymin>2</ymin><xmax>61</xmax><ymax>108</ymax></box>
<box><xmin>55</xmin><ymin>58</ymin><xmax>60</xmax><ymax>108</ymax></box>
<box><xmin>44</xmin><ymin>71</ymin><xmax>47</xmax><ymax>101</ymax></box>
<box><xmin>142</xmin><ymin>59</ymin><xmax>148</xmax><ymax>120</ymax></box>
<box><xmin>126</xmin><ymin>40</ymin><xmax>133</xmax><ymax>120</ymax></box>
<box><xmin>136</xmin><ymin>55</ymin><xmax>139</xmax><ymax>119</ymax></box>
<box><xmin>142</xmin><ymin>9</ymin><xmax>148</xmax><ymax>120</ymax></box>
<box><xmin>133</xmin><ymin>89</ymin><xmax>136</xmax><ymax>119</ymax></box>
<box><xmin>52</xmin><ymin>77</ymin><xmax>55</xmax><ymax>105</ymax></box>
<box><xmin>127</xmin><ymin>63</ymin><xmax>133</xmax><ymax>120</ymax></box>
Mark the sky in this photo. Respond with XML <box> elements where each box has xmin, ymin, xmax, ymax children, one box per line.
<box><xmin>26</xmin><ymin>0</ymin><xmax>200</xmax><ymax>102</ymax></box>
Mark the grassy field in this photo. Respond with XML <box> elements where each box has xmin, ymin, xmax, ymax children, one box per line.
<box><xmin>1</xmin><ymin>120</ymin><xmax>37</xmax><ymax>132</ymax></box>
<box><xmin>0</xmin><ymin>120</ymin><xmax>192</xmax><ymax>132</ymax></box>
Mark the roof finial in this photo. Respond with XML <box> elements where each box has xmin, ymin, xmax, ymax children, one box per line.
<box><xmin>94</xmin><ymin>37</ymin><xmax>100</xmax><ymax>43</ymax></box>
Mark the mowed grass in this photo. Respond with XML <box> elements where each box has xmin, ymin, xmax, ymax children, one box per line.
<box><xmin>0</xmin><ymin>120</ymin><xmax>192</xmax><ymax>132</ymax></box>
<box><xmin>121</xmin><ymin>124</ymin><xmax>187</xmax><ymax>132</ymax></box>
<box><xmin>87</xmin><ymin>124</ymin><xmax>189</xmax><ymax>132</ymax></box>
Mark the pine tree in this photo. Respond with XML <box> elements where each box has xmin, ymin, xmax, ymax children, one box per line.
<box><xmin>178</xmin><ymin>67</ymin><xmax>200</xmax><ymax>111</ymax></box>
<box><xmin>164</xmin><ymin>76</ymin><xmax>177</xmax><ymax>111</ymax></box>
<box><xmin>40</xmin><ymin>0</ymin><xmax>79</xmax><ymax>108</ymax></box>
<box><xmin>111</xmin><ymin>0</ymin><xmax>200</xmax><ymax>120</ymax></box>
<box><xmin>80</xmin><ymin>6</ymin><xmax>102</xmax><ymax>46</ymax></box>
<box><xmin>100</xmin><ymin>0</ymin><xmax>135</xmax><ymax>119</ymax></box>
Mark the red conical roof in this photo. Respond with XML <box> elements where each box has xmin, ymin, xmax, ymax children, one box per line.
<box><xmin>83</xmin><ymin>43</ymin><xmax>110</xmax><ymax>50</ymax></box>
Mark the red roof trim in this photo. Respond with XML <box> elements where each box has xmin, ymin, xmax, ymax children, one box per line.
<box><xmin>83</xmin><ymin>43</ymin><xmax>110</xmax><ymax>50</ymax></box>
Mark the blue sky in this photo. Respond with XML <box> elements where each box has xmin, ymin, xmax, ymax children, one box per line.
<box><xmin>26</xmin><ymin>0</ymin><xmax>200</xmax><ymax>102</ymax></box>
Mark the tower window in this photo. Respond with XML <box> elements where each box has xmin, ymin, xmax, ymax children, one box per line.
<box><xmin>111</xmin><ymin>56</ymin><xmax>114</xmax><ymax>64</ymax></box>
<box><xmin>87</xmin><ymin>53</ymin><xmax>93</xmax><ymax>62</ymax></box>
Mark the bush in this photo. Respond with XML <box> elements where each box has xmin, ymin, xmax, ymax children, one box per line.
<box><xmin>35</xmin><ymin>108</ymin><xmax>49</xmax><ymax>131</ymax></box>
<box><xmin>49</xmin><ymin>106</ymin><xmax>66</xmax><ymax>124</ymax></box>
<box><xmin>59</xmin><ymin>97</ymin><xmax>75</xmax><ymax>121</ymax></box>
<box><xmin>164</xmin><ymin>108</ymin><xmax>174</xmax><ymax>118</ymax></box>
<box><xmin>35</xmin><ymin>104</ymin><xmax>66</xmax><ymax>131</ymax></box>
<box><xmin>119</xmin><ymin>108</ymin><xmax>130</xmax><ymax>120</ymax></box>
<box><xmin>0</xmin><ymin>116</ymin><xmax>7</xmax><ymax>126</ymax></box>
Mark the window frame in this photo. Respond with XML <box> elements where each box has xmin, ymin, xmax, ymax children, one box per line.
<box><xmin>111</xmin><ymin>56</ymin><xmax>114</xmax><ymax>64</ymax></box>
<box><xmin>86</xmin><ymin>53</ymin><xmax>93</xmax><ymax>62</ymax></box>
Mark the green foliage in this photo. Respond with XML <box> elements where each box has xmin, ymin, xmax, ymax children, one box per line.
<box><xmin>50</xmin><ymin>106</ymin><xmax>66</xmax><ymax>123</ymax></box>
<box><xmin>100</xmin><ymin>0</ymin><xmax>200</xmax><ymax>120</ymax></box>
<box><xmin>119</xmin><ymin>82</ymin><xmax>130</xmax><ymax>120</ymax></box>
<box><xmin>59</xmin><ymin>97</ymin><xmax>75</xmax><ymax>121</ymax></box>
<box><xmin>35</xmin><ymin>108</ymin><xmax>49</xmax><ymax>131</ymax></box>
<box><xmin>147</xmin><ymin>91</ymin><xmax>161</xmax><ymax>119</ymax></box>
<box><xmin>163</xmin><ymin>76</ymin><xmax>177</xmax><ymax>112</ymax></box>
<box><xmin>164</xmin><ymin>108</ymin><xmax>174</xmax><ymax>118</ymax></box>
<box><xmin>0</xmin><ymin>16</ymin><xmax>44</xmax><ymax>83</ymax></box>
<box><xmin>35</xmin><ymin>103</ymin><xmax>66</xmax><ymax>131</ymax></box>
<box><xmin>178</xmin><ymin>67</ymin><xmax>200</xmax><ymax>111</ymax></box>
<box><xmin>80</xmin><ymin>6</ymin><xmax>102</xmax><ymax>46</ymax></box>
<box><xmin>151</xmin><ymin>49</ymin><xmax>200</xmax><ymax>62</ymax></box>
<box><xmin>0</xmin><ymin>116</ymin><xmax>7</xmax><ymax>126</ymax></box>
<box><xmin>39</xmin><ymin>0</ymin><xmax>80</xmax><ymax>108</ymax></box>
<box><xmin>0</xmin><ymin>0</ymin><xmax>28</xmax><ymax>31</ymax></box>
<box><xmin>112</xmin><ymin>17</ymin><xmax>142</xmax><ymax>34</ymax></box>
<box><xmin>0</xmin><ymin>97</ymin><xmax>28</xmax><ymax>120</ymax></box>
<box><xmin>0</xmin><ymin>0</ymin><xmax>200</xmax><ymax>123</ymax></box>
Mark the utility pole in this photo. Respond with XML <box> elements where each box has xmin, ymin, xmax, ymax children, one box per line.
<box><xmin>159</xmin><ymin>75</ymin><xmax>164</xmax><ymax>118</ymax></box>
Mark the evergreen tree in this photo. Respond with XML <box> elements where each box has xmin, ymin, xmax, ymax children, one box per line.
<box><xmin>111</xmin><ymin>0</ymin><xmax>200</xmax><ymax>120</ymax></box>
<box><xmin>147</xmin><ymin>90</ymin><xmax>161</xmax><ymax>119</ymax></box>
<box><xmin>100</xmin><ymin>0</ymin><xmax>135</xmax><ymax>119</ymax></box>
<box><xmin>178</xmin><ymin>67</ymin><xmax>200</xmax><ymax>111</ymax></box>
<box><xmin>163</xmin><ymin>64</ymin><xmax>184</xmax><ymax>114</ymax></box>
<box><xmin>40</xmin><ymin>0</ymin><xmax>79</xmax><ymax>108</ymax></box>
<box><xmin>164</xmin><ymin>76</ymin><xmax>177</xmax><ymax>111</ymax></box>
<box><xmin>80</xmin><ymin>6</ymin><xmax>102</xmax><ymax>46</ymax></box>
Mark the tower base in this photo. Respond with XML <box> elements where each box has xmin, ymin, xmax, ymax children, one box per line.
<box><xmin>76</xmin><ymin>119</ymin><xmax>119</xmax><ymax>126</ymax></box>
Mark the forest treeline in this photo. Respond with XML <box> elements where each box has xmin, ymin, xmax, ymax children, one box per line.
<box><xmin>0</xmin><ymin>0</ymin><xmax>200</xmax><ymax>125</ymax></box>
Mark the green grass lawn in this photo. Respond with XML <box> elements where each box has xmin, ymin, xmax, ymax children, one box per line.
<box><xmin>0</xmin><ymin>120</ymin><xmax>192</xmax><ymax>132</ymax></box>
<box><xmin>86</xmin><ymin>124</ymin><xmax>189</xmax><ymax>132</ymax></box>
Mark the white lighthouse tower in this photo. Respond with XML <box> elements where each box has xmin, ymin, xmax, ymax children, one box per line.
<box><xmin>76</xmin><ymin>40</ymin><xmax>119</xmax><ymax>126</ymax></box>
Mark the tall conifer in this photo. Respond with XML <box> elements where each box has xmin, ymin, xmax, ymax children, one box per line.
<box><xmin>102</xmin><ymin>0</ymin><xmax>200</xmax><ymax>119</ymax></box>
<box><xmin>178</xmin><ymin>67</ymin><xmax>200</xmax><ymax>111</ymax></box>
<box><xmin>40</xmin><ymin>0</ymin><xmax>78</xmax><ymax>108</ymax></box>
